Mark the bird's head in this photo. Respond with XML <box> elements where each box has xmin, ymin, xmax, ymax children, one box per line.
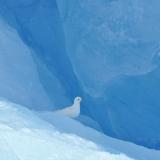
<box><xmin>74</xmin><ymin>97</ymin><xmax>82</xmax><ymax>104</ymax></box>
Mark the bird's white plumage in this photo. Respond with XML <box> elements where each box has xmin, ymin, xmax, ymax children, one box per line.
<box><xmin>54</xmin><ymin>97</ymin><xmax>82</xmax><ymax>118</ymax></box>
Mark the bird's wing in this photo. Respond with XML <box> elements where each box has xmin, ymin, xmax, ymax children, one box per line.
<box><xmin>54</xmin><ymin>105</ymin><xmax>74</xmax><ymax>116</ymax></box>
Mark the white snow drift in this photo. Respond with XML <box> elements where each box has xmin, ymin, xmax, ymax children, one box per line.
<box><xmin>0</xmin><ymin>99</ymin><xmax>133</xmax><ymax>160</ymax></box>
<box><xmin>0</xmin><ymin>99</ymin><xmax>160</xmax><ymax>160</ymax></box>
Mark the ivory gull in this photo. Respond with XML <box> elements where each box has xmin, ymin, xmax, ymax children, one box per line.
<box><xmin>54</xmin><ymin>97</ymin><xmax>82</xmax><ymax>118</ymax></box>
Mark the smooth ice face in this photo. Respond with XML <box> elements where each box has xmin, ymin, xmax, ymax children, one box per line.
<box><xmin>0</xmin><ymin>18</ymin><xmax>52</xmax><ymax>109</ymax></box>
<box><xmin>57</xmin><ymin>0</ymin><xmax>160</xmax><ymax>97</ymax></box>
<box><xmin>56</xmin><ymin>0</ymin><xmax>160</xmax><ymax>149</ymax></box>
<box><xmin>0</xmin><ymin>0</ymin><xmax>80</xmax><ymax>108</ymax></box>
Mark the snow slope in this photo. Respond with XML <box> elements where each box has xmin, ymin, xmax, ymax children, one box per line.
<box><xmin>0</xmin><ymin>99</ymin><xmax>160</xmax><ymax>160</ymax></box>
<box><xmin>0</xmin><ymin>99</ymin><xmax>133</xmax><ymax>160</ymax></box>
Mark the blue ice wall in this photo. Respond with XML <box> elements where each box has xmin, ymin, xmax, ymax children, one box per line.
<box><xmin>0</xmin><ymin>0</ymin><xmax>83</xmax><ymax>108</ymax></box>
<box><xmin>56</xmin><ymin>0</ymin><xmax>160</xmax><ymax>149</ymax></box>
<box><xmin>104</xmin><ymin>68</ymin><xmax>160</xmax><ymax>149</ymax></box>
<box><xmin>0</xmin><ymin>0</ymin><xmax>160</xmax><ymax>149</ymax></box>
<box><xmin>0</xmin><ymin>18</ymin><xmax>52</xmax><ymax>109</ymax></box>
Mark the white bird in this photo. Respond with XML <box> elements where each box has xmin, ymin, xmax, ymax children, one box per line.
<box><xmin>54</xmin><ymin>97</ymin><xmax>82</xmax><ymax>118</ymax></box>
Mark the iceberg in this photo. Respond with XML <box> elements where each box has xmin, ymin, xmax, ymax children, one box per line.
<box><xmin>0</xmin><ymin>0</ymin><xmax>160</xmax><ymax>150</ymax></box>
